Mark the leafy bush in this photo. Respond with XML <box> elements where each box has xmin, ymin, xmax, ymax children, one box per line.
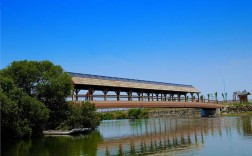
<box><xmin>101</xmin><ymin>111</ymin><xmax>128</xmax><ymax>120</ymax></box>
<box><xmin>128</xmin><ymin>108</ymin><xmax>149</xmax><ymax>119</ymax></box>
<box><xmin>58</xmin><ymin>102</ymin><xmax>101</xmax><ymax>130</ymax></box>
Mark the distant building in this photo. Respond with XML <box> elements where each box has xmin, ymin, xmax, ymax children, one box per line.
<box><xmin>234</xmin><ymin>90</ymin><xmax>251</xmax><ymax>103</ymax></box>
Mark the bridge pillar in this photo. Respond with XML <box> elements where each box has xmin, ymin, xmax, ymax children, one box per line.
<box><xmin>184</xmin><ymin>94</ymin><xmax>188</xmax><ymax>102</ymax></box>
<box><xmin>127</xmin><ymin>91</ymin><xmax>132</xmax><ymax>101</ymax></box>
<box><xmin>115</xmin><ymin>90</ymin><xmax>120</xmax><ymax>101</ymax></box>
<box><xmin>141</xmin><ymin>92</ymin><xmax>144</xmax><ymax>101</ymax></box>
<box><xmin>147</xmin><ymin>93</ymin><xmax>150</xmax><ymax>101</ymax></box>
<box><xmin>88</xmin><ymin>89</ymin><xmax>94</xmax><ymax>101</ymax></box>
<box><xmin>197</xmin><ymin>93</ymin><xmax>200</xmax><ymax>102</ymax></box>
<box><xmin>137</xmin><ymin>92</ymin><xmax>141</xmax><ymax>101</ymax></box>
<box><xmin>155</xmin><ymin>93</ymin><xmax>159</xmax><ymax>101</ymax></box>
<box><xmin>102</xmin><ymin>90</ymin><xmax>108</xmax><ymax>101</ymax></box>
<box><xmin>152</xmin><ymin>93</ymin><xmax>154</xmax><ymax>101</ymax></box>
<box><xmin>178</xmin><ymin>94</ymin><xmax>181</xmax><ymax>102</ymax></box>
<box><xmin>190</xmin><ymin>93</ymin><xmax>194</xmax><ymax>102</ymax></box>
<box><xmin>161</xmin><ymin>93</ymin><xmax>163</xmax><ymax>101</ymax></box>
<box><xmin>75</xmin><ymin>89</ymin><xmax>80</xmax><ymax>101</ymax></box>
<box><xmin>171</xmin><ymin>94</ymin><xmax>174</xmax><ymax>101</ymax></box>
<box><xmin>200</xmin><ymin>108</ymin><xmax>221</xmax><ymax>117</ymax></box>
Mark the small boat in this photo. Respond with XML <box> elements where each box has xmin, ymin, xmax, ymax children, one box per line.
<box><xmin>43</xmin><ymin>128</ymin><xmax>91</xmax><ymax>135</ymax></box>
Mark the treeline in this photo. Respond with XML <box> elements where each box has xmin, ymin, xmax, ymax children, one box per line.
<box><xmin>101</xmin><ymin>108</ymin><xmax>149</xmax><ymax>120</ymax></box>
<box><xmin>0</xmin><ymin>60</ymin><xmax>101</xmax><ymax>139</ymax></box>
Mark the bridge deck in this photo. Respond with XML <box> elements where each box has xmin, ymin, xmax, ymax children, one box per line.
<box><xmin>91</xmin><ymin>101</ymin><xmax>222</xmax><ymax>109</ymax></box>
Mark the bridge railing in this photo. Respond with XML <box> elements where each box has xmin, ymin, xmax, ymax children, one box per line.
<box><xmin>67</xmin><ymin>94</ymin><xmax>240</xmax><ymax>104</ymax></box>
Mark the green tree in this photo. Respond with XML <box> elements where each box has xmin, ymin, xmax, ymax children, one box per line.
<box><xmin>58</xmin><ymin>102</ymin><xmax>101</xmax><ymax>130</ymax></box>
<box><xmin>0</xmin><ymin>74</ymin><xmax>49</xmax><ymax>138</ymax></box>
<box><xmin>1</xmin><ymin>60</ymin><xmax>72</xmax><ymax>129</ymax></box>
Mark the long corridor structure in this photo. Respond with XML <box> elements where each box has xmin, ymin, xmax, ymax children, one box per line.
<box><xmin>68</xmin><ymin>72</ymin><xmax>200</xmax><ymax>102</ymax></box>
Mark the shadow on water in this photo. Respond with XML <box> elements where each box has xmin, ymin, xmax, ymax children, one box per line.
<box><xmin>2</xmin><ymin>130</ymin><xmax>103</xmax><ymax>156</ymax></box>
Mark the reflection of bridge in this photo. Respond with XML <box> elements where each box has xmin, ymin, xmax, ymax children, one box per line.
<box><xmin>96</xmin><ymin>118</ymin><xmax>223</xmax><ymax>155</ymax></box>
<box><xmin>68</xmin><ymin>72</ymin><xmax>223</xmax><ymax>116</ymax></box>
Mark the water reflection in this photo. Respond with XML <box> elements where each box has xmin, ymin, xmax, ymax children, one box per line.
<box><xmin>2</xmin><ymin>131</ymin><xmax>103</xmax><ymax>156</ymax></box>
<box><xmin>98</xmin><ymin>118</ymin><xmax>209</xmax><ymax>155</ymax></box>
<box><xmin>2</xmin><ymin>116</ymin><xmax>252</xmax><ymax>156</ymax></box>
<box><xmin>241</xmin><ymin>116</ymin><xmax>252</xmax><ymax>135</ymax></box>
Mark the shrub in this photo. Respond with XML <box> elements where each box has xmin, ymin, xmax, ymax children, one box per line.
<box><xmin>128</xmin><ymin>108</ymin><xmax>149</xmax><ymax>119</ymax></box>
<box><xmin>58</xmin><ymin>102</ymin><xmax>101</xmax><ymax>130</ymax></box>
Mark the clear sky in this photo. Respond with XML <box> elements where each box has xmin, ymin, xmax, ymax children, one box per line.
<box><xmin>1</xmin><ymin>0</ymin><xmax>252</xmax><ymax>100</ymax></box>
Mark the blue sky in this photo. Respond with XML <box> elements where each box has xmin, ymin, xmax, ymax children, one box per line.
<box><xmin>1</xmin><ymin>0</ymin><xmax>252</xmax><ymax>99</ymax></box>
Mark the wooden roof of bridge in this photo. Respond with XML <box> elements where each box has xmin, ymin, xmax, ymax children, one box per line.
<box><xmin>68</xmin><ymin>72</ymin><xmax>200</xmax><ymax>93</ymax></box>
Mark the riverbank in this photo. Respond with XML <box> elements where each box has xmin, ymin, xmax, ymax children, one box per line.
<box><xmin>100</xmin><ymin>104</ymin><xmax>252</xmax><ymax>119</ymax></box>
<box><xmin>100</xmin><ymin>108</ymin><xmax>201</xmax><ymax>119</ymax></box>
<box><xmin>148</xmin><ymin>108</ymin><xmax>200</xmax><ymax>117</ymax></box>
<box><xmin>222</xmin><ymin>104</ymin><xmax>252</xmax><ymax>116</ymax></box>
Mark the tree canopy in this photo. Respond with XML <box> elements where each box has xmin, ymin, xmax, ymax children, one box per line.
<box><xmin>1</xmin><ymin>60</ymin><xmax>73</xmax><ymax>138</ymax></box>
<box><xmin>1</xmin><ymin>60</ymin><xmax>102</xmax><ymax>138</ymax></box>
<box><xmin>0</xmin><ymin>73</ymin><xmax>49</xmax><ymax>138</ymax></box>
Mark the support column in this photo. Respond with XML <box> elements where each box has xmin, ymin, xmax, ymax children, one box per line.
<box><xmin>161</xmin><ymin>93</ymin><xmax>163</xmax><ymax>101</ymax></box>
<box><xmin>75</xmin><ymin>89</ymin><xmax>80</xmax><ymax>101</ymax></box>
<box><xmin>190</xmin><ymin>93</ymin><xmax>194</xmax><ymax>102</ymax></box>
<box><xmin>115</xmin><ymin>90</ymin><xmax>120</xmax><ymax>101</ymax></box>
<box><xmin>88</xmin><ymin>88</ymin><xmax>94</xmax><ymax>101</ymax></box>
<box><xmin>137</xmin><ymin>92</ymin><xmax>141</xmax><ymax>101</ymax></box>
<box><xmin>155</xmin><ymin>93</ymin><xmax>159</xmax><ymax>101</ymax></box>
<box><xmin>152</xmin><ymin>93</ymin><xmax>154</xmax><ymax>101</ymax></box>
<box><xmin>141</xmin><ymin>92</ymin><xmax>144</xmax><ymax>101</ymax></box>
<box><xmin>102</xmin><ymin>90</ymin><xmax>108</xmax><ymax>101</ymax></box>
<box><xmin>178</xmin><ymin>93</ymin><xmax>181</xmax><ymax>102</ymax></box>
<box><xmin>147</xmin><ymin>93</ymin><xmax>150</xmax><ymax>101</ymax></box>
<box><xmin>185</xmin><ymin>93</ymin><xmax>187</xmax><ymax>102</ymax></box>
<box><xmin>126</xmin><ymin>91</ymin><xmax>132</xmax><ymax>101</ymax></box>
<box><xmin>197</xmin><ymin>93</ymin><xmax>200</xmax><ymax>102</ymax></box>
<box><xmin>171</xmin><ymin>94</ymin><xmax>174</xmax><ymax>101</ymax></box>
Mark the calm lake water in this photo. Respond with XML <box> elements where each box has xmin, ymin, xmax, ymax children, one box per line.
<box><xmin>2</xmin><ymin>116</ymin><xmax>252</xmax><ymax>156</ymax></box>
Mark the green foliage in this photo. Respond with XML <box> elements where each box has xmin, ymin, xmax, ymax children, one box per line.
<box><xmin>0</xmin><ymin>74</ymin><xmax>49</xmax><ymax>138</ymax></box>
<box><xmin>102</xmin><ymin>112</ymin><xmax>114</xmax><ymax>120</ymax></box>
<box><xmin>58</xmin><ymin>102</ymin><xmax>101</xmax><ymax>130</ymax></box>
<box><xmin>1</xmin><ymin>60</ymin><xmax>72</xmax><ymax>129</ymax></box>
<box><xmin>128</xmin><ymin>108</ymin><xmax>149</xmax><ymax>119</ymax></box>
<box><xmin>101</xmin><ymin>111</ymin><xmax>128</xmax><ymax>120</ymax></box>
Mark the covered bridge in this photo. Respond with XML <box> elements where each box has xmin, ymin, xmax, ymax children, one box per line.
<box><xmin>68</xmin><ymin>72</ymin><xmax>200</xmax><ymax>102</ymax></box>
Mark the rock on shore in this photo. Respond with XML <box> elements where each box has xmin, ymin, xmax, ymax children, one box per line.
<box><xmin>148</xmin><ymin>108</ymin><xmax>200</xmax><ymax>118</ymax></box>
<box><xmin>225</xmin><ymin>105</ymin><xmax>252</xmax><ymax>114</ymax></box>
